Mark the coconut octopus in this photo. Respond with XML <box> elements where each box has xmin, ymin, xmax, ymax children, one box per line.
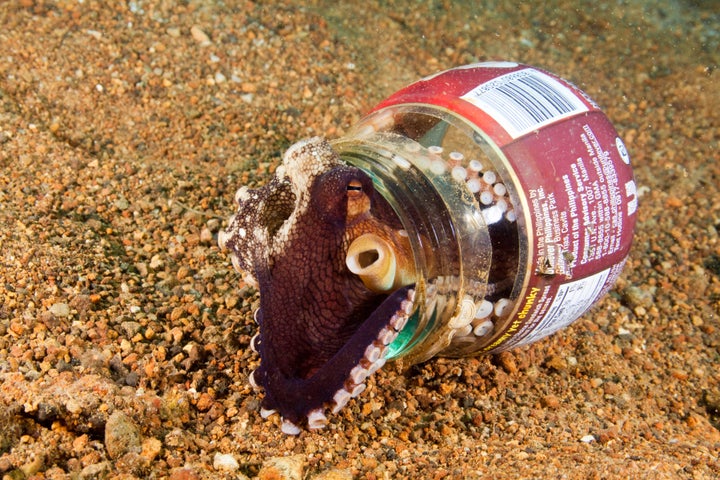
<box><xmin>219</xmin><ymin>137</ymin><xmax>417</xmax><ymax>434</ymax></box>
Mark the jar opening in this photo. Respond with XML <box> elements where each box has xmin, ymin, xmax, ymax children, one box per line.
<box><xmin>333</xmin><ymin>105</ymin><xmax>524</xmax><ymax>362</ymax></box>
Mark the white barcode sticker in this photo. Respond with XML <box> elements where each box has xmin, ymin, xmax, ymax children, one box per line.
<box><xmin>461</xmin><ymin>69</ymin><xmax>588</xmax><ymax>139</ymax></box>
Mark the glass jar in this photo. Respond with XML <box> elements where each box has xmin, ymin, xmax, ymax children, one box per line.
<box><xmin>333</xmin><ymin>62</ymin><xmax>637</xmax><ymax>365</ymax></box>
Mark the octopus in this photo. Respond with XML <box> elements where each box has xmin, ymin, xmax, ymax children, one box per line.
<box><xmin>219</xmin><ymin>137</ymin><xmax>417</xmax><ymax>434</ymax></box>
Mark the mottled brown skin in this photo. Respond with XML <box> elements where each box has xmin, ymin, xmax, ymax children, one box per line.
<box><xmin>257</xmin><ymin>165</ymin><xmax>384</xmax><ymax>378</ymax></box>
<box><xmin>221</xmin><ymin>137</ymin><xmax>411</xmax><ymax>424</ymax></box>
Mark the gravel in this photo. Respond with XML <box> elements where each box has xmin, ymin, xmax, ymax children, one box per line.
<box><xmin>0</xmin><ymin>0</ymin><xmax>718</xmax><ymax>479</ymax></box>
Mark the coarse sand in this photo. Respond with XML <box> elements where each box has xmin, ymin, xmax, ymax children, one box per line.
<box><xmin>1</xmin><ymin>1</ymin><xmax>718</xmax><ymax>479</ymax></box>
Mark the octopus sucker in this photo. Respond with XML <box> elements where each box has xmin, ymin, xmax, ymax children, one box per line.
<box><xmin>307</xmin><ymin>409</ymin><xmax>328</xmax><ymax>430</ymax></box>
<box><xmin>220</xmin><ymin>136</ymin><xmax>417</xmax><ymax>430</ymax></box>
<box><xmin>248</xmin><ymin>369</ymin><xmax>261</xmax><ymax>390</ymax></box>
<box><xmin>281</xmin><ymin>419</ymin><xmax>302</xmax><ymax>436</ymax></box>
<box><xmin>249</xmin><ymin>333</ymin><xmax>260</xmax><ymax>353</ymax></box>
<box><xmin>260</xmin><ymin>407</ymin><xmax>276</xmax><ymax>419</ymax></box>
<box><xmin>331</xmin><ymin>392</ymin><xmax>352</xmax><ymax>415</ymax></box>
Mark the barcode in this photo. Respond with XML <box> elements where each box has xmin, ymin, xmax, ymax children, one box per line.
<box><xmin>461</xmin><ymin>69</ymin><xmax>588</xmax><ymax>138</ymax></box>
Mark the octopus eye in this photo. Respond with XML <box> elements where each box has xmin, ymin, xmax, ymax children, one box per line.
<box><xmin>347</xmin><ymin>180</ymin><xmax>363</xmax><ymax>194</ymax></box>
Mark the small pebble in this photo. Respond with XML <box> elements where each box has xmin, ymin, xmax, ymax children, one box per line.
<box><xmin>497</xmin><ymin>351</ymin><xmax>518</xmax><ymax>374</ymax></box>
<box><xmin>541</xmin><ymin>395</ymin><xmax>560</xmax><ymax>409</ymax></box>
<box><xmin>49</xmin><ymin>302</ymin><xmax>70</xmax><ymax>317</ymax></box>
<box><xmin>141</xmin><ymin>437</ymin><xmax>163</xmax><ymax>462</ymax></box>
<box><xmin>79</xmin><ymin>463</ymin><xmax>111</xmax><ymax>480</ymax></box>
<box><xmin>200</xmin><ymin>226</ymin><xmax>214</xmax><ymax>243</ymax></box>
<box><xmin>190</xmin><ymin>25</ymin><xmax>211</xmax><ymax>45</ymax></box>
<box><xmin>114</xmin><ymin>197</ymin><xmax>130</xmax><ymax>210</ymax></box>
<box><xmin>169</xmin><ymin>468</ymin><xmax>202</xmax><ymax>480</ymax></box>
<box><xmin>622</xmin><ymin>285</ymin><xmax>654</xmax><ymax>309</ymax></box>
<box><xmin>311</xmin><ymin>469</ymin><xmax>354</xmax><ymax>480</ymax></box>
<box><xmin>259</xmin><ymin>454</ymin><xmax>305</xmax><ymax>480</ymax></box>
<box><xmin>149</xmin><ymin>254</ymin><xmax>164</xmax><ymax>269</ymax></box>
<box><xmin>20</xmin><ymin>453</ymin><xmax>44</xmax><ymax>477</ymax></box>
<box><xmin>105</xmin><ymin>411</ymin><xmax>142</xmax><ymax>460</ymax></box>
<box><xmin>213</xmin><ymin>453</ymin><xmax>239</xmax><ymax>472</ymax></box>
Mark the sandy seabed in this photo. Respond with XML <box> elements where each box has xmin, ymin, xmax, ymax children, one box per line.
<box><xmin>1</xmin><ymin>1</ymin><xmax>718</xmax><ymax>479</ymax></box>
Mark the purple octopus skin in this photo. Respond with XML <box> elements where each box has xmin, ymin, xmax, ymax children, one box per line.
<box><xmin>219</xmin><ymin>137</ymin><xmax>415</xmax><ymax>433</ymax></box>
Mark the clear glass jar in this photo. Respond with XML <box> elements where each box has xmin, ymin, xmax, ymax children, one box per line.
<box><xmin>333</xmin><ymin>63</ymin><xmax>637</xmax><ymax>365</ymax></box>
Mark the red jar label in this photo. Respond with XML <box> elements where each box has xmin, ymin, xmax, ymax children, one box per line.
<box><xmin>373</xmin><ymin>63</ymin><xmax>637</xmax><ymax>351</ymax></box>
<box><xmin>490</xmin><ymin>112</ymin><xmax>636</xmax><ymax>351</ymax></box>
